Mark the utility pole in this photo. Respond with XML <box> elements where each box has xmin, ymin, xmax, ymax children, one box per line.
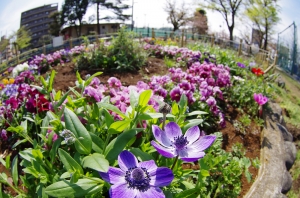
<box><xmin>131</xmin><ymin>0</ymin><xmax>134</xmax><ymax>31</ymax></box>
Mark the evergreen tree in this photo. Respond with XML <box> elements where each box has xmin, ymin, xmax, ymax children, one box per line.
<box><xmin>61</xmin><ymin>0</ymin><xmax>89</xmax><ymax>37</ymax></box>
<box><xmin>90</xmin><ymin>0</ymin><xmax>130</xmax><ymax>35</ymax></box>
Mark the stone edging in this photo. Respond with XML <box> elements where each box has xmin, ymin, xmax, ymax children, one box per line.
<box><xmin>244</xmin><ymin>102</ymin><xmax>296</xmax><ymax>198</ymax></box>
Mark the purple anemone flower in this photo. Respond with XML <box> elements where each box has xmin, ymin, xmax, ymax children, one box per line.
<box><xmin>151</xmin><ymin>122</ymin><xmax>216</xmax><ymax>162</ymax></box>
<box><xmin>100</xmin><ymin>150</ymin><xmax>174</xmax><ymax>198</ymax></box>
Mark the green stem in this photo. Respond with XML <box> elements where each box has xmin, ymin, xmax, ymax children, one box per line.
<box><xmin>162</xmin><ymin>113</ymin><xmax>166</xmax><ymax>130</ymax></box>
<box><xmin>102</xmin><ymin>133</ymin><xmax>111</xmax><ymax>154</ymax></box>
<box><xmin>171</xmin><ymin>156</ymin><xmax>179</xmax><ymax>170</ymax></box>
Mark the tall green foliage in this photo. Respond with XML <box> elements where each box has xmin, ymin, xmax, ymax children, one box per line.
<box><xmin>202</xmin><ymin>0</ymin><xmax>244</xmax><ymax>41</ymax></box>
<box><xmin>61</xmin><ymin>0</ymin><xmax>89</xmax><ymax>37</ymax></box>
<box><xmin>10</xmin><ymin>26</ymin><xmax>31</xmax><ymax>52</ymax></box>
<box><xmin>245</xmin><ymin>0</ymin><xmax>280</xmax><ymax>50</ymax></box>
<box><xmin>49</xmin><ymin>11</ymin><xmax>62</xmax><ymax>37</ymax></box>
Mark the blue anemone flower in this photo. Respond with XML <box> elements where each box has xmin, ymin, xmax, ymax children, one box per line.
<box><xmin>151</xmin><ymin>122</ymin><xmax>216</xmax><ymax>162</ymax></box>
<box><xmin>100</xmin><ymin>150</ymin><xmax>174</xmax><ymax>198</ymax></box>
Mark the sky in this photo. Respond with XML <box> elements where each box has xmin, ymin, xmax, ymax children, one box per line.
<box><xmin>0</xmin><ymin>0</ymin><xmax>299</xmax><ymax>42</ymax></box>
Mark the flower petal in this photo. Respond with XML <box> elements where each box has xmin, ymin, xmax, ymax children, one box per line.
<box><xmin>110</xmin><ymin>183</ymin><xmax>137</xmax><ymax>198</ymax></box>
<box><xmin>139</xmin><ymin>160</ymin><xmax>157</xmax><ymax>174</ymax></box>
<box><xmin>136</xmin><ymin>187</ymin><xmax>164</xmax><ymax>198</ymax></box>
<box><xmin>151</xmin><ymin>141</ymin><xmax>176</xmax><ymax>158</ymax></box>
<box><xmin>190</xmin><ymin>135</ymin><xmax>216</xmax><ymax>151</ymax></box>
<box><xmin>184</xmin><ymin>125</ymin><xmax>200</xmax><ymax>144</ymax></box>
<box><xmin>180</xmin><ymin>151</ymin><xmax>205</xmax><ymax>162</ymax></box>
<box><xmin>118</xmin><ymin>150</ymin><xmax>138</xmax><ymax>171</ymax></box>
<box><xmin>150</xmin><ymin>167</ymin><xmax>174</xmax><ymax>187</ymax></box>
<box><xmin>164</xmin><ymin>122</ymin><xmax>182</xmax><ymax>140</ymax></box>
<box><xmin>152</xmin><ymin>125</ymin><xmax>172</xmax><ymax>146</ymax></box>
<box><xmin>99</xmin><ymin>167</ymin><xmax>125</xmax><ymax>185</ymax></box>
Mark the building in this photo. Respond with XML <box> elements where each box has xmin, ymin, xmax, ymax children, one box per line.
<box><xmin>20</xmin><ymin>3</ymin><xmax>58</xmax><ymax>48</ymax></box>
<box><xmin>61</xmin><ymin>22</ymin><xmax>121</xmax><ymax>40</ymax></box>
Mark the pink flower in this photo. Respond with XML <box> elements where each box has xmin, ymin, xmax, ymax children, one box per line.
<box><xmin>108</xmin><ymin>77</ymin><xmax>122</xmax><ymax>88</ymax></box>
<box><xmin>253</xmin><ymin>93</ymin><xmax>268</xmax><ymax>106</ymax></box>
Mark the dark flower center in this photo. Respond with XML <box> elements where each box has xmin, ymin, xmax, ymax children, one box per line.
<box><xmin>125</xmin><ymin>167</ymin><xmax>150</xmax><ymax>192</ymax></box>
<box><xmin>173</xmin><ymin>135</ymin><xmax>189</xmax><ymax>150</ymax></box>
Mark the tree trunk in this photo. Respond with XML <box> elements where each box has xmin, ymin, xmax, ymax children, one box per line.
<box><xmin>97</xmin><ymin>2</ymin><xmax>100</xmax><ymax>35</ymax></box>
<box><xmin>229</xmin><ymin>26</ymin><xmax>234</xmax><ymax>41</ymax></box>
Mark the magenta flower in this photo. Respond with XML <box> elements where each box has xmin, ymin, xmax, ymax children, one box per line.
<box><xmin>100</xmin><ymin>150</ymin><xmax>174</xmax><ymax>198</ymax></box>
<box><xmin>108</xmin><ymin>77</ymin><xmax>122</xmax><ymax>88</ymax></box>
<box><xmin>151</xmin><ymin>122</ymin><xmax>216</xmax><ymax>162</ymax></box>
<box><xmin>1</xmin><ymin>129</ymin><xmax>8</xmax><ymax>141</ymax></box>
<box><xmin>253</xmin><ymin>93</ymin><xmax>268</xmax><ymax>106</ymax></box>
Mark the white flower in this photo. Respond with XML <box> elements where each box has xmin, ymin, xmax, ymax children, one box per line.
<box><xmin>233</xmin><ymin>76</ymin><xmax>245</xmax><ymax>82</ymax></box>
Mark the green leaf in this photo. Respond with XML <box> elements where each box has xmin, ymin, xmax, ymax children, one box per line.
<box><xmin>172</xmin><ymin>102</ymin><xmax>179</xmax><ymax>115</ymax></box>
<box><xmin>54</xmin><ymin>90</ymin><xmax>70</xmax><ymax>110</ymax></box>
<box><xmin>58</xmin><ymin>149</ymin><xmax>83</xmax><ymax>175</ymax></box>
<box><xmin>138</xmin><ymin>90</ymin><xmax>152</xmax><ymax>108</ymax></box>
<box><xmin>179</xmin><ymin>94</ymin><xmax>187</xmax><ymax>114</ymax></box>
<box><xmin>108</xmin><ymin>120</ymin><xmax>131</xmax><ymax>134</ymax></box>
<box><xmin>175</xmin><ymin>188</ymin><xmax>198</xmax><ymax>198</ymax></box>
<box><xmin>54</xmin><ymin>90</ymin><xmax>61</xmax><ymax>101</ymax></box>
<box><xmin>64</xmin><ymin>108</ymin><xmax>92</xmax><ymax>154</ymax></box>
<box><xmin>181</xmin><ymin>181</ymin><xmax>195</xmax><ymax>189</ymax></box>
<box><xmin>103</xmin><ymin>109</ymin><xmax>114</xmax><ymax>128</ymax></box>
<box><xmin>11</xmin><ymin>139</ymin><xmax>28</xmax><ymax>149</ymax></box>
<box><xmin>200</xmin><ymin>169</ymin><xmax>210</xmax><ymax>177</ymax></box>
<box><xmin>129</xmin><ymin>148</ymin><xmax>153</xmax><ymax>161</ymax></box>
<box><xmin>90</xmin><ymin>133</ymin><xmax>104</xmax><ymax>153</ymax></box>
<box><xmin>97</xmin><ymin>102</ymin><xmax>126</xmax><ymax>118</ymax></box>
<box><xmin>50</xmin><ymin>138</ymin><xmax>62</xmax><ymax>164</ymax></box>
<box><xmin>5</xmin><ymin>155</ymin><xmax>10</xmax><ymax>169</ymax></box>
<box><xmin>82</xmin><ymin>153</ymin><xmax>109</xmax><ymax>172</ymax></box>
<box><xmin>40</xmin><ymin>76</ymin><xmax>48</xmax><ymax>88</ymax></box>
<box><xmin>48</xmin><ymin>70</ymin><xmax>56</xmax><ymax>92</ymax></box>
<box><xmin>182</xmin><ymin>119</ymin><xmax>203</xmax><ymax>133</ymax></box>
<box><xmin>104</xmin><ymin>128</ymin><xmax>143</xmax><ymax>163</ymax></box>
<box><xmin>45</xmin><ymin>178</ymin><xmax>103</xmax><ymax>197</ymax></box>
<box><xmin>84</xmin><ymin>72</ymin><xmax>103</xmax><ymax>87</ymax></box>
<box><xmin>11</xmin><ymin>156</ymin><xmax>18</xmax><ymax>186</ymax></box>
<box><xmin>76</xmin><ymin>70</ymin><xmax>83</xmax><ymax>86</ymax></box>
<box><xmin>186</xmin><ymin>111</ymin><xmax>208</xmax><ymax>116</ymax></box>
<box><xmin>129</xmin><ymin>89</ymin><xmax>139</xmax><ymax>108</ymax></box>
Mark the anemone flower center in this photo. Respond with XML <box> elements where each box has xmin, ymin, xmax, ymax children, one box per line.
<box><xmin>125</xmin><ymin>167</ymin><xmax>150</xmax><ymax>192</ymax></box>
<box><xmin>173</xmin><ymin>135</ymin><xmax>189</xmax><ymax>150</ymax></box>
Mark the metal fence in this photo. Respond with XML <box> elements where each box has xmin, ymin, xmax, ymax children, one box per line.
<box><xmin>277</xmin><ymin>22</ymin><xmax>299</xmax><ymax>76</ymax></box>
<box><xmin>1</xmin><ymin>28</ymin><xmax>274</xmax><ymax>74</ymax></box>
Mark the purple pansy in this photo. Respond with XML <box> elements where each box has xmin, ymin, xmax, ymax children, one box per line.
<box><xmin>151</xmin><ymin>122</ymin><xmax>216</xmax><ymax>162</ymax></box>
<box><xmin>237</xmin><ymin>62</ymin><xmax>246</xmax><ymax>68</ymax></box>
<box><xmin>253</xmin><ymin>93</ymin><xmax>268</xmax><ymax>106</ymax></box>
<box><xmin>100</xmin><ymin>150</ymin><xmax>174</xmax><ymax>198</ymax></box>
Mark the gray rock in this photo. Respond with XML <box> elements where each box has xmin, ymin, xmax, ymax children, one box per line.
<box><xmin>277</xmin><ymin>123</ymin><xmax>293</xmax><ymax>142</ymax></box>
<box><xmin>284</xmin><ymin>141</ymin><xmax>297</xmax><ymax>170</ymax></box>
<box><xmin>281</xmin><ymin>171</ymin><xmax>292</xmax><ymax>194</ymax></box>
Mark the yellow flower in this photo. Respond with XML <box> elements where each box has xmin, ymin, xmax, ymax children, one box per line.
<box><xmin>2</xmin><ymin>79</ymin><xmax>9</xmax><ymax>85</ymax></box>
<box><xmin>9</xmin><ymin>78</ymin><xmax>15</xmax><ymax>84</ymax></box>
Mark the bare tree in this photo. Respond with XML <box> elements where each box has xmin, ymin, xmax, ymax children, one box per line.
<box><xmin>202</xmin><ymin>0</ymin><xmax>244</xmax><ymax>41</ymax></box>
<box><xmin>164</xmin><ymin>0</ymin><xmax>190</xmax><ymax>32</ymax></box>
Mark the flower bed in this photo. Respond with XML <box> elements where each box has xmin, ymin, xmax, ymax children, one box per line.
<box><xmin>0</xmin><ymin>36</ymin><xmax>274</xmax><ymax>197</ymax></box>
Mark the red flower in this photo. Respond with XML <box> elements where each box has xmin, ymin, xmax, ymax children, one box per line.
<box><xmin>251</xmin><ymin>68</ymin><xmax>264</xmax><ymax>76</ymax></box>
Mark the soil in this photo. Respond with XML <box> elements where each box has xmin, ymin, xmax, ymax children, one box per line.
<box><xmin>1</xmin><ymin>57</ymin><xmax>299</xmax><ymax>197</ymax></box>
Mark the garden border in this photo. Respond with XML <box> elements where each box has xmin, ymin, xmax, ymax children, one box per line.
<box><xmin>244</xmin><ymin>101</ymin><xmax>296</xmax><ymax>198</ymax></box>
